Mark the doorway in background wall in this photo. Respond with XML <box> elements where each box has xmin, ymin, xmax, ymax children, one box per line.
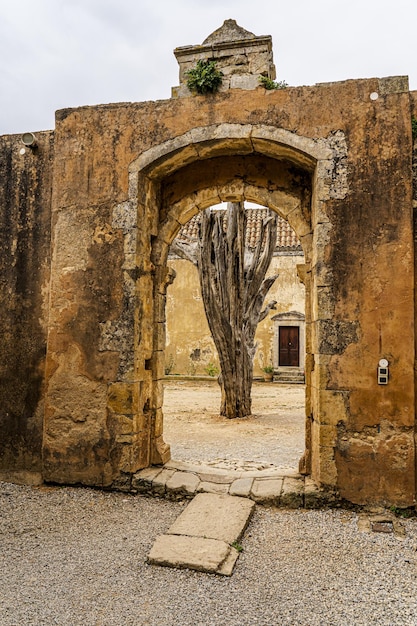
<box><xmin>279</xmin><ymin>326</ymin><xmax>300</xmax><ymax>367</ymax></box>
<box><xmin>272</xmin><ymin>311</ymin><xmax>305</xmax><ymax>384</ymax></box>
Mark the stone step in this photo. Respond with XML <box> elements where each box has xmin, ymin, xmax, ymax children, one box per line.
<box><xmin>274</xmin><ymin>370</ymin><xmax>305</xmax><ymax>384</ymax></box>
<box><xmin>148</xmin><ymin>492</ymin><xmax>255</xmax><ymax>576</ymax></box>
<box><xmin>132</xmin><ymin>461</ymin><xmax>337</xmax><ymax>509</ymax></box>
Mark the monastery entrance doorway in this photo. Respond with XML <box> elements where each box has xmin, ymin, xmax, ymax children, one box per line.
<box><xmin>130</xmin><ymin>124</ymin><xmax>335</xmax><ymax>478</ymax></box>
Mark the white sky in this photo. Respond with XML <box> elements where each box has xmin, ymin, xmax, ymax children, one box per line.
<box><xmin>0</xmin><ymin>0</ymin><xmax>416</xmax><ymax>136</ymax></box>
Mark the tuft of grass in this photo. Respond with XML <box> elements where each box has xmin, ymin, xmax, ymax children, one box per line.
<box><xmin>389</xmin><ymin>505</ymin><xmax>414</xmax><ymax>519</ymax></box>
<box><xmin>259</xmin><ymin>75</ymin><xmax>288</xmax><ymax>90</ymax></box>
<box><xmin>205</xmin><ymin>362</ymin><xmax>219</xmax><ymax>377</ymax></box>
<box><xmin>231</xmin><ymin>541</ymin><xmax>244</xmax><ymax>552</ymax></box>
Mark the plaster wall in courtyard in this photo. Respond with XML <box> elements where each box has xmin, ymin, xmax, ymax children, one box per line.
<box><xmin>166</xmin><ymin>248</ymin><xmax>305</xmax><ymax>377</ymax></box>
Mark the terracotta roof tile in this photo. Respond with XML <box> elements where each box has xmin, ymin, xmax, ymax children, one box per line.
<box><xmin>175</xmin><ymin>208</ymin><xmax>302</xmax><ymax>252</ymax></box>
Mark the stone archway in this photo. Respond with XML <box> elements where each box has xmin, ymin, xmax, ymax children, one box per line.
<box><xmin>129</xmin><ymin>123</ymin><xmax>347</xmax><ymax>488</ymax></box>
<box><xmin>2</xmin><ymin>20</ymin><xmax>415</xmax><ymax>505</ymax></box>
<box><xmin>38</xmin><ymin>87</ymin><xmax>416</xmax><ymax>505</ymax></box>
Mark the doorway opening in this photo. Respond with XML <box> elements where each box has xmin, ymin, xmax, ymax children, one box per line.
<box><xmin>162</xmin><ymin>202</ymin><xmax>306</xmax><ymax>472</ymax></box>
<box><xmin>280</xmin><ymin>326</ymin><xmax>300</xmax><ymax>367</ymax></box>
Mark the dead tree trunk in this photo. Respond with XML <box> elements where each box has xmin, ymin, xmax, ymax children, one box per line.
<box><xmin>171</xmin><ymin>202</ymin><xmax>278</xmax><ymax>418</ymax></box>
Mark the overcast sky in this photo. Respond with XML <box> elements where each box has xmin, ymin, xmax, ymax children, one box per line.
<box><xmin>0</xmin><ymin>0</ymin><xmax>416</xmax><ymax>136</ymax></box>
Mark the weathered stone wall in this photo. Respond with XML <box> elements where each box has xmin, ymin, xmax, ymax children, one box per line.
<box><xmin>0</xmin><ymin>131</ymin><xmax>54</xmax><ymax>484</ymax></box>
<box><xmin>166</xmin><ymin>252</ymin><xmax>305</xmax><ymax>376</ymax></box>
<box><xmin>411</xmin><ymin>90</ymin><xmax>417</xmax><ymax>501</ymax></box>
<box><xmin>328</xmin><ymin>80</ymin><xmax>415</xmax><ymax>504</ymax></box>
<box><xmin>1</xmin><ymin>75</ymin><xmax>415</xmax><ymax>506</ymax></box>
<box><xmin>42</xmin><ymin>105</ymin><xmax>147</xmax><ymax>486</ymax></box>
<box><xmin>40</xmin><ymin>76</ymin><xmax>414</xmax><ymax>504</ymax></box>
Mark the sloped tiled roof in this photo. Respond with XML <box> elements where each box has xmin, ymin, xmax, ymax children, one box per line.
<box><xmin>175</xmin><ymin>208</ymin><xmax>302</xmax><ymax>252</ymax></box>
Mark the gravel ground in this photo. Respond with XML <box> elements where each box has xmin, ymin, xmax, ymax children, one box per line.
<box><xmin>1</xmin><ymin>481</ymin><xmax>417</xmax><ymax>626</ymax></box>
<box><xmin>163</xmin><ymin>381</ymin><xmax>305</xmax><ymax>471</ymax></box>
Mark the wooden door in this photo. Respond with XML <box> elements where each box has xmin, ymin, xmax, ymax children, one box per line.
<box><xmin>279</xmin><ymin>326</ymin><xmax>299</xmax><ymax>367</ymax></box>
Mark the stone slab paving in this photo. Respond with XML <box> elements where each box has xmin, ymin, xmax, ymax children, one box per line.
<box><xmin>133</xmin><ymin>459</ymin><xmax>338</xmax><ymax>508</ymax></box>
<box><xmin>148</xmin><ymin>493</ymin><xmax>255</xmax><ymax>576</ymax></box>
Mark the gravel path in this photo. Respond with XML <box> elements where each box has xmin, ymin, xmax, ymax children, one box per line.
<box><xmin>1</xmin><ymin>481</ymin><xmax>417</xmax><ymax>625</ymax></box>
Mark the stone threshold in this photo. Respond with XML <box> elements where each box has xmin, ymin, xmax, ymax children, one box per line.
<box><xmin>131</xmin><ymin>460</ymin><xmax>338</xmax><ymax>508</ymax></box>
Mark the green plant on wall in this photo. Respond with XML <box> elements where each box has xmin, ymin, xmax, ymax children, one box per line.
<box><xmin>205</xmin><ymin>362</ymin><xmax>219</xmax><ymax>377</ymax></box>
<box><xmin>412</xmin><ymin>116</ymin><xmax>417</xmax><ymax>141</ymax></box>
<box><xmin>186</xmin><ymin>60</ymin><xmax>223</xmax><ymax>95</ymax></box>
<box><xmin>259</xmin><ymin>75</ymin><xmax>288</xmax><ymax>90</ymax></box>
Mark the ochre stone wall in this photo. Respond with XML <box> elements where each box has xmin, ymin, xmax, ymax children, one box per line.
<box><xmin>0</xmin><ymin>131</ymin><xmax>54</xmax><ymax>484</ymax></box>
<box><xmin>0</xmin><ymin>78</ymin><xmax>416</xmax><ymax>506</ymax></box>
<box><xmin>327</xmin><ymin>83</ymin><xmax>415</xmax><ymax>504</ymax></box>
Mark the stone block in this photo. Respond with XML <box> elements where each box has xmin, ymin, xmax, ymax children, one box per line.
<box><xmin>313</xmin><ymin>286</ymin><xmax>336</xmax><ymax>321</ymax></box>
<box><xmin>229</xmin><ymin>477</ymin><xmax>254</xmax><ymax>497</ymax></box>
<box><xmin>286</xmin><ymin>206</ymin><xmax>312</xmax><ymax>238</ymax></box>
<box><xmin>304</xmin><ymin>476</ymin><xmax>336</xmax><ymax>509</ymax></box>
<box><xmin>106</xmin><ymin>413</ymin><xmax>134</xmax><ymax>438</ymax></box>
<box><xmin>166</xmin><ymin>471</ymin><xmax>200</xmax><ymax>495</ymax></box>
<box><xmin>312</xmin><ymin>445</ymin><xmax>338</xmax><ymax>487</ymax></box>
<box><xmin>314</xmin><ymin>389</ymin><xmax>349</xmax><ymax>426</ymax></box>
<box><xmin>193</xmin><ymin>188</ymin><xmax>222</xmax><ymax>211</ymax></box>
<box><xmin>196</xmin><ymin>137</ymin><xmax>253</xmax><ymax>160</ymax></box>
<box><xmin>311</xmin><ymin>419</ymin><xmax>338</xmax><ymax>448</ymax></box>
<box><xmin>153</xmin><ymin>408</ymin><xmax>163</xmax><ymax>438</ymax></box>
<box><xmin>230</xmin><ymin>74</ymin><xmax>259</xmax><ymax>90</ymax></box>
<box><xmin>150</xmin><ymin>435</ymin><xmax>171</xmax><ymax>466</ymax></box>
<box><xmin>151</xmin><ymin>468</ymin><xmax>177</xmax><ymax>495</ymax></box>
<box><xmin>280</xmin><ymin>477</ymin><xmax>304</xmax><ymax>508</ymax></box>
<box><xmin>335</xmin><ymin>430</ymin><xmax>416</xmax><ymax>506</ymax></box>
<box><xmin>197</xmin><ymin>470</ymin><xmax>236</xmax><ymax>484</ymax></box>
<box><xmin>250</xmin><ymin>478</ymin><xmax>283</xmax><ymax>503</ymax></box>
<box><xmin>173</xmin><ymin>197</ymin><xmax>200</xmax><ymax>226</ymax></box>
<box><xmin>309</xmin><ymin>354</ymin><xmax>331</xmax><ymax>390</ymax></box>
<box><xmin>107</xmin><ymin>382</ymin><xmax>139</xmax><ymax>415</ymax></box>
<box><xmin>197</xmin><ymin>481</ymin><xmax>230</xmax><ymax>495</ymax></box>
<box><xmin>304</xmin><ymin>476</ymin><xmax>321</xmax><ymax>509</ymax></box>
<box><xmin>218</xmin><ymin>180</ymin><xmax>245</xmax><ymax>202</ymax></box>
<box><xmin>130</xmin><ymin>431</ymin><xmax>152</xmax><ymax>472</ymax></box>
<box><xmin>131</xmin><ymin>466</ymin><xmax>162</xmax><ymax>492</ymax></box>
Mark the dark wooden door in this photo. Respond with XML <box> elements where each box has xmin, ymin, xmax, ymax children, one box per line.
<box><xmin>279</xmin><ymin>326</ymin><xmax>299</xmax><ymax>367</ymax></box>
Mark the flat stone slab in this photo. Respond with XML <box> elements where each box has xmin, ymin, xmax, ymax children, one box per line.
<box><xmin>148</xmin><ymin>535</ymin><xmax>239</xmax><ymax>576</ymax></box>
<box><xmin>148</xmin><ymin>493</ymin><xmax>255</xmax><ymax>575</ymax></box>
<box><xmin>168</xmin><ymin>492</ymin><xmax>255</xmax><ymax>544</ymax></box>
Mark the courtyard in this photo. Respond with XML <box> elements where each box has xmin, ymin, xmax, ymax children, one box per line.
<box><xmin>163</xmin><ymin>380</ymin><xmax>305</xmax><ymax>471</ymax></box>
